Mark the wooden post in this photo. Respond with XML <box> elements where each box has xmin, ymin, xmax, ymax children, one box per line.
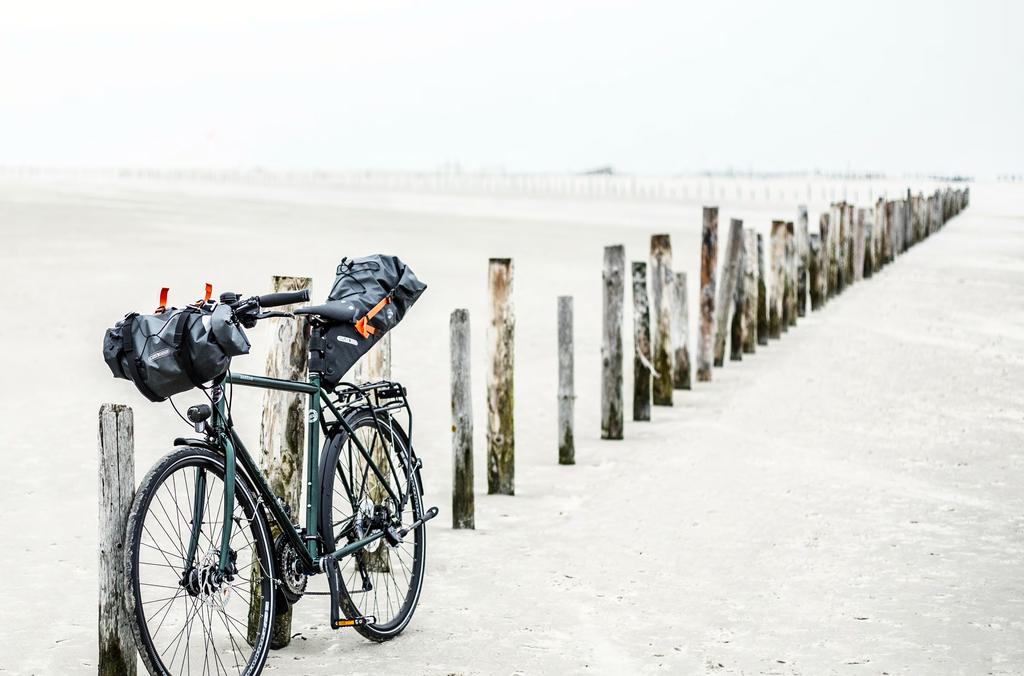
<box><xmin>557</xmin><ymin>297</ymin><xmax>575</xmax><ymax>464</ymax></box>
<box><xmin>741</xmin><ymin>229</ymin><xmax>758</xmax><ymax>353</ymax></box>
<box><xmin>253</xmin><ymin>274</ymin><xmax>311</xmax><ymax>648</ymax></box>
<box><xmin>714</xmin><ymin>218</ymin><xmax>744</xmax><ymax>365</ymax></box>
<box><xmin>729</xmin><ymin>238</ymin><xmax>746</xmax><ymax>361</ymax></box>
<box><xmin>796</xmin><ymin>205</ymin><xmax>809</xmax><ymax>317</ymax></box>
<box><xmin>601</xmin><ymin>245</ymin><xmax>625</xmax><ymax>439</ymax></box>
<box><xmin>769</xmin><ymin>220</ymin><xmax>786</xmax><ymax>339</ymax></box>
<box><xmin>487</xmin><ymin>258</ymin><xmax>515</xmax><ymax>495</ymax></box>
<box><xmin>784</xmin><ymin>221</ymin><xmax>796</xmax><ymax>328</ymax></box>
<box><xmin>671</xmin><ymin>272</ymin><xmax>691</xmax><ymax>390</ymax></box>
<box><xmin>697</xmin><ymin>207</ymin><xmax>718</xmax><ymax>381</ymax></box>
<box><xmin>863</xmin><ymin>214</ymin><xmax>874</xmax><ymax>279</ymax></box>
<box><xmin>450</xmin><ymin>309</ymin><xmax>474</xmax><ymax>527</ymax></box>
<box><xmin>832</xmin><ymin>203</ymin><xmax>843</xmax><ymax>296</ymax></box>
<box><xmin>885</xmin><ymin>200</ymin><xmax>896</xmax><ymax>262</ymax></box>
<box><xmin>904</xmin><ymin>189</ymin><xmax>913</xmax><ymax>252</ymax></box>
<box><xmin>808</xmin><ymin>233</ymin><xmax>823</xmax><ymax>310</ymax></box>
<box><xmin>835</xmin><ymin>203</ymin><xmax>846</xmax><ymax>294</ymax></box>
<box><xmin>756</xmin><ymin>233</ymin><xmax>768</xmax><ymax>346</ymax></box>
<box><xmin>631</xmin><ymin>263</ymin><xmax>653</xmax><ymax>420</ymax></box>
<box><xmin>98</xmin><ymin>403</ymin><xmax>137</xmax><ymax>676</ymax></box>
<box><xmin>845</xmin><ymin>203</ymin><xmax>855</xmax><ymax>284</ymax></box>
<box><xmin>649</xmin><ymin>235</ymin><xmax>673</xmax><ymax>405</ymax></box>
<box><xmin>853</xmin><ymin>208</ymin><xmax>867</xmax><ymax>282</ymax></box>
<box><xmin>876</xmin><ymin>195</ymin><xmax>884</xmax><ymax>268</ymax></box>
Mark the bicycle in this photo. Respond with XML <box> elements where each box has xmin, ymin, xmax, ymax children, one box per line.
<box><xmin>123</xmin><ymin>289</ymin><xmax>438</xmax><ymax>675</ymax></box>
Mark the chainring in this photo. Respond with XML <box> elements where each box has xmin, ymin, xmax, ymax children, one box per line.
<box><xmin>273</xmin><ymin>533</ymin><xmax>308</xmax><ymax>605</ymax></box>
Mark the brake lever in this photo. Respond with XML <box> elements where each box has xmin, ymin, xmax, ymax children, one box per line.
<box><xmin>256</xmin><ymin>311</ymin><xmax>295</xmax><ymax>320</ymax></box>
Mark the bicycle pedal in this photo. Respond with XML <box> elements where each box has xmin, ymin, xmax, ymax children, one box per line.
<box><xmin>333</xmin><ymin>616</ymin><xmax>375</xmax><ymax>629</ymax></box>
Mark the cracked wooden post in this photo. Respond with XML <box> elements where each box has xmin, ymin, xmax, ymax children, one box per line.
<box><xmin>450</xmin><ymin>308</ymin><xmax>474</xmax><ymax>527</ymax></box>
<box><xmin>601</xmin><ymin>245</ymin><xmax>625</xmax><ymax>439</ymax></box>
<box><xmin>756</xmin><ymin>233</ymin><xmax>768</xmax><ymax>345</ymax></box>
<box><xmin>631</xmin><ymin>262</ymin><xmax>652</xmax><ymax>420</ymax></box>
<box><xmin>650</xmin><ymin>235</ymin><xmax>673</xmax><ymax>405</ymax></box>
<box><xmin>99</xmin><ymin>403</ymin><xmax>137</xmax><ymax>676</ymax></box>
<box><xmin>808</xmin><ymin>233</ymin><xmax>823</xmax><ymax>310</ymax></box>
<box><xmin>885</xmin><ymin>200</ymin><xmax>896</xmax><ymax>263</ymax></box>
<box><xmin>854</xmin><ymin>207</ymin><xmax>867</xmax><ymax>282</ymax></box>
<box><xmin>697</xmin><ymin>207</ymin><xmax>718</xmax><ymax>381</ymax></box>
<box><xmin>796</xmin><ymin>205</ymin><xmax>809</xmax><ymax>317</ymax></box>
<box><xmin>741</xmin><ymin>229</ymin><xmax>758</xmax><ymax>353</ymax></box>
<box><xmin>714</xmin><ymin>217</ymin><xmax>744</xmax><ymax>365</ymax></box>
<box><xmin>769</xmin><ymin>220</ymin><xmax>786</xmax><ymax>339</ymax></box>
<box><xmin>487</xmin><ymin>258</ymin><xmax>515</xmax><ymax>494</ymax></box>
<box><xmin>252</xmin><ymin>274</ymin><xmax>311</xmax><ymax>648</ymax></box>
<box><xmin>557</xmin><ymin>296</ymin><xmax>575</xmax><ymax>464</ymax></box>
<box><xmin>784</xmin><ymin>221</ymin><xmax>796</xmax><ymax>329</ymax></box>
<box><xmin>671</xmin><ymin>272</ymin><xmax>691</xmax><ymax>390</ymax></box>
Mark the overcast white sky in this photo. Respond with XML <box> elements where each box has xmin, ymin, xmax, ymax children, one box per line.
<box><xmin>1</xmin><ymin>0</ymin><xmax>1020</xmax><ymax>176</ymax></box>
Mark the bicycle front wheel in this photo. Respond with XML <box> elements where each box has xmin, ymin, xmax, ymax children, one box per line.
<box><xmin>125</xmin><ymin>446</ymin><xmax>276</xmax><ymax>675</ymax></box>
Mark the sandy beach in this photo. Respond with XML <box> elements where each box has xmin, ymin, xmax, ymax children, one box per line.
<box><xmin>0</xmin><ymin>175</ymin><xmax>1021</xmax><ymax>674</ymax></box>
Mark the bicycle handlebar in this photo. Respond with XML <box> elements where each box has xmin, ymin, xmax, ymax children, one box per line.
<box><xmin>257</xmin><ymin>289</ymin><xmax>310</xmax><ymax>308</ymax></box>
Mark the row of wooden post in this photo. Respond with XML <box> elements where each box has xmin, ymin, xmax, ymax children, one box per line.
<box><xmin>598</xmin><ymin>186</ymin><xmax>969</xmax><ymax>438</ymax></box>
<box><xmin>448</xmin><ymin>185</ymin><xmax>970</xmax><ymax>530</ymax></box>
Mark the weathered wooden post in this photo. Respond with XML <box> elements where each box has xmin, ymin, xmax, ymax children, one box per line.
<box><xmin>845</xmin><ymin>203</ymin><xmax>855</xmax><ymax>284</ymax></box>
<box><xmin>756</xmin><ymin>233</ymin><xmax>768</xmax><ymax>345</ymax></box>
<box><xmin>784</xmin><ymin>221</ymin><xmax>796</xmax><ymax>328</ymax></box>
<box><xmin>729</xmin><ymin>240</ymin><xmax>746</xmax><ymax>361</ymax></box>
<box><xmin>450</xmin><ymin>309</ymin><xmax>474</xmax><ymax>527</ymax></box>
<box><xmin>631</xmin><ymin>262</ymin><xmax>653</xmax><ymax>421</ymax></box>
<box><xmin>818</xmin><ymin>213</ymin><xmax>830</xmax><ymax>302</ymax></box>
<box><xmin>741</xmin><ymin>229</ymin><xmax>758</xmax><ymax>353</ymax></box>
<box><xmin>649</xmin><ymin>235</ymin><xmax>673</xmax><ymax>405</ymax></box>
<box><xmin>768</xmin><ymin>220</ymin><xmax>786</xmax><ymax>339</ymax></box>
<box><xmin>601</xmin><ymin>245</ymin><xmax>625</xmax><ymax>439</ymax></box>
<box><xmin>885</xmin><ymin>200</ymin><xmax>896</xmax><ymax>263</ymax></box>
<box><xmin>697</xmin><ymin>207</ymin><xmax>718</xmax><ymax>381</ymax></box>
<box><xmin>808</xmin><ymin>233</ymin><xmax>823</xmax><ymax>310</ymax></box>
<box><xmin>863</xmin><ymin>214</ymin><xmax>874</xmax><ymax>279</ymax></box>
<box><xmin>253</xmin><ymin>274</ymin><xmax>311</xmax><ymax>648</ymax></box>
<box><xmin>835</xmin><ymin>203</ymin><xmax>847</xmax><ymax>294</ymax></box>
<box><xmin>796</xmin><ymin>205</ymin><xmax>809</xmax><ymax>317</ymax></box>
<box><xmin>853</xmin><ymin>208</ymin><xmax>866</xmax><ymax>282</ymax></box>
<box><xmin>671</xmin><ymin>272</ymin><xmax>691</xmax><ymax>390</ymax></box>
<box><xmin>874</xmin><ymin>197</ymin><xmax>886</xmax><ymax>271</ymax></box>
<box><xmin>99</xmin><ymin>403</ymin><xmax>137</xmax><ymax>676</ymax></box>
<box><xmin>487</xmin><ymin>258</ymin><xmax>515</xmax><ymax>494</ymax></box>
<box><xmin>557</xmin><ymin>297</ymin><xmax>575</xmax><ymax>464</ymax></box>
<box><xmin>713</xmin><ymin>218</ymin><xmax>744</xmax><ymax>366</ymax></box>
<box><xmin>904</xmin><ymin>189</ymin><xmax>913</xmax><ymax>251</ymax></box>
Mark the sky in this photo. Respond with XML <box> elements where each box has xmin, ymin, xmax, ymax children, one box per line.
<box><xmin>1</xmin><ymin>0</ymin><xmax>1021</xmax><ymax>177</ymax></box>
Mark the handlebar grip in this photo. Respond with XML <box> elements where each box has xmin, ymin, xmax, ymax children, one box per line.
<box><xmin>258</xmin><ymin>289</ymin><xmax>310</xmax><ymax>308</ymax></box>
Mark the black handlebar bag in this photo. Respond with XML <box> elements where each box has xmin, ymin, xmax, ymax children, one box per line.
<box><xmin>103</xmin><ymin>303</ymin><xmax>251</xmax><ymax>402</ymax></box>
<box><xmin>300</xmin><ymin>254</ymin><xmax>426</xmax><ymax>388</ymax></box>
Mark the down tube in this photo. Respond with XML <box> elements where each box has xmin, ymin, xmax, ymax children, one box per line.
<box><xmin>305</xmin><ymin>375</ymin><xmax>322</xmax><ymax>559</ymax></box>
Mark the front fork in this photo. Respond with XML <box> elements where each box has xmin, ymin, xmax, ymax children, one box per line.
<box><xmin>183</xmin><ymin>384</ymin><xmax>238</xmax><ymax>576</ymax></box>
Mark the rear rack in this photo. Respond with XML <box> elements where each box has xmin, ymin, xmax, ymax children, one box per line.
<box><xmin>316</xmin><ymin>378</ymin><xmax>414</xmax><ymax>447</ymax></box>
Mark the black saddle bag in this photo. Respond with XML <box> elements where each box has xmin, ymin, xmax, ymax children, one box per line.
<box><xmin>103</xmin><ymin>297</ymin><xmax>250</xmax><ymax>402</ymax></box>
<box><xmin>300</xmin><ymin>255</ymin><xmax>426</xmax><ymax>388</ymax></box>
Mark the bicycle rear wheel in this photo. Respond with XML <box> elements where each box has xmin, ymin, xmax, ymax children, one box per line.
<box><xmin>125</xmin><ymin>446</ymin><xmax>275</xmax><ymax>675</ymax></box>
<box><xmin>319</xmin><ymin>408</ymin><xmax>426</xmax><ymax>642</ymax></box>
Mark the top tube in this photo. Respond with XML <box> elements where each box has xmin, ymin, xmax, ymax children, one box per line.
<box><xmin>224</xmin><ymin>372</ymin><xmax>320</xmax><ymax>394</ymax></box>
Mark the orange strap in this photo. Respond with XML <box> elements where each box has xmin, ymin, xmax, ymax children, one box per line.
<box><xmin>354</xmin><ymin>296</ymin><xmax>392</xmax><ymax>339</ymax></box>
<box><xmin>156</xmin><ymin>287</ymin><xmax>170</xmax><ymax>314</ymax></box>
<box><xmin>196</xmin><ymin>282</ymin><xmax>212</xmax><ymax>305</ymax></box>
